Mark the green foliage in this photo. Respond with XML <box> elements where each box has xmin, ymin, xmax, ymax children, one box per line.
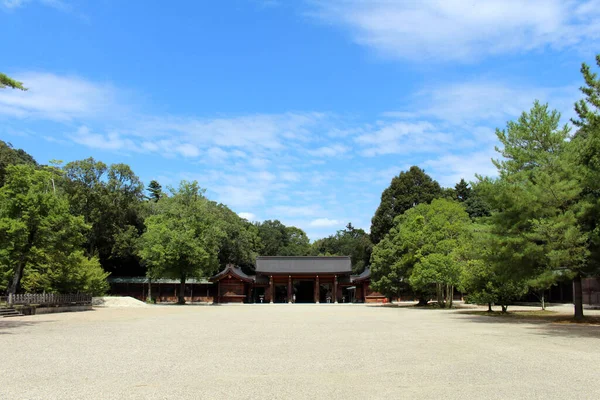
<box><xmin>473</xmin><ymin>101</ymin><xmax>589</xmax><ymax>315</ymax></box>
<box><xmin>370</xmin><ymin>166</ymin><xmax>442</xmax><ymax>244</ymax></box>
<box><xmin>453</xmin><ymin>178</ymin><xmax>490</xmax><ymax>219</ymax></box>
<box><xmin>214</xmin><ymin>203</ymin><xmax>260</xmax><ymax>270</ymax></box>
<box><xmin>139</xmin><ymin>181</ymin><xmax>226</xmax><ymax>303</ymax></box>
<box><xmin>371</xmin><ymin>199</ymin><xmax>471</xmax><ymax>307</ymax></box>
<box><xmin>147</xmin><ymin>180</ymin><xmax>162</xmax><ymax>202</ymax></box>
<box><xmin>0</xmin><ymin>73</ymin><xmax>27</xmax><ymax>90</ymax></box>
<box><xmin>0</xmin><ymin>140</ymin><xmax>37</xmax><ymax>187</ymax></box>
<box><xmin>255</xmin><ymin>220</ymin><xmax>310</xmax><ymax>256</ymax></box>
<box><xmin>0</xmin><ymin>164</ymin><xmax>108</xmax><ymax>295</ymax></box>
<box><xmin>63</xmin><ymin>157</ymin><xmax>145</xmax><ymax>275</ymax></box>
<box><xmin>573</xmin><ymin>54</ymin><xmax>600</xmax><ymax>129</ymax></box>
<box><xmin>310</xmin><ymin>223</ymin><xmax>372</xmax><ymax>273</ymax></box>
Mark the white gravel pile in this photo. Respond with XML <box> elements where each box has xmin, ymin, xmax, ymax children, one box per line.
<box><xmin>92</xmin><ymin>296</ymin><xmax>150</xmax><ymax>307</ymax></box>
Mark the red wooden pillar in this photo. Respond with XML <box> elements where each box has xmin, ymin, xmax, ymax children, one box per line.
<box><xmin>288</xmin><ymin>275</ymin><xmax>292</xmax><ymax>303</ymax></box>
<box><xmin>315</xmin><ymin>275</ymin><xmax>320</xmax><ymax>303</ymax></box>
<box><xmin>334</xmin><ymin>275</ymin><xmax>338</xmax><ymax>304</ymax></box>
<box><xmin>269</xmin><ymin>275</ymin><xmax>274</xmax><ymax>303</ymax></box>
<box><xmin>217</xmin><ymin>280</ymin><xmax>221</xmax><ymax>304</ymax></box>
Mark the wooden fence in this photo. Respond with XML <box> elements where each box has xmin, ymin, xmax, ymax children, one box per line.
<box><xmin>8</xmin><ymin>293</ymin><xmax>92</xmax><ymax>306</ymax></box>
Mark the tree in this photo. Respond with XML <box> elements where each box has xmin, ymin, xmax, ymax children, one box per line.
<box><xmin>63</xmin><ymin>158</ymin><xmax>146</xmax><ymax>275</ymax></box>
<box><xmin>214</xmin><ymin>203</ymin><xmax>260</xmax><ymax>272</ymax></box>
<box><xmin>139</xmin><ymin>181</ymin><xmax>225</xmax><ymax>304</ymax></box>
<box><xmin>0</xmin><ymin>73</ymin><xmax>26</xmax><ymax>90</ymax></box>
<box><xmin>370</xmin><ymin>166</ymin><xmax>442</xmax><ymax>244</ymax></box>
<box><xmin>570</xmin><ymin>54</ymin><xmax>600</xmax><ymax>318</ymax></box>
<box><xmin>370</xmin><ymin>199</ymin><xmax>471</xmax><ymax>307</ymax></box>
<box><xmin>453</xmin><ymin>178</ymin><xmax>490</xmax><ymax>219</ymax></box>
<box><xmin>311</xmin><ymin>223</ymin><xmax>373</xmax><ymax>273</ymax></box>
<box><xmin>255</xmin><ymin>220</ymin><xmax>310</xmax><ymax>256</ymax></box>
<box><xmin>478</xmin><ymin>101</ymin><xmax>588</xmax><ymax>317</ymax></box>
<box><xmin>0</xmin><ymin>140</ymin><xmax>37</xmax><ymax>187</ymax></box>
<box><xmin>147</xmin><ymin>180</ymin><xmax>162</xmax><ymax>202</ymax></box>
<box><xmin>0</xmin><ymin>164</ymin><xmax>108</xmax><ymax>295</ymax></box>
<box><xmin>458</xmin><ymin>225</ymin><xmax>529</xmax><ymax>312</ymax></box>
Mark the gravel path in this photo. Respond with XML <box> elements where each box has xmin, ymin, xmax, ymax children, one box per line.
<box><xmin>1</xmin><ymin>304</ymin><xmax>599</xmax><ymax>399</ymax></box>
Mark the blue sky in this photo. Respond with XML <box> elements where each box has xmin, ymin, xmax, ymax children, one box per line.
<box><xmin>1</xmin><ymin>0</ymin><xmax>598</xmax><ymax>239</ymax></box>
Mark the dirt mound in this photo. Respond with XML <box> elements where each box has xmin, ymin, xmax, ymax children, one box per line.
<box><xmin>93</xmin><ymin>296</ymin><xmax>150</xmax><ymax>308</ymax></box>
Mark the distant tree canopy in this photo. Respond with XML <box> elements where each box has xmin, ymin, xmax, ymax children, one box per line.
<box><xmin>254</xmin><ymin>220</ymin><xmax>310</xmax><ymax>257</ymax></box>
<box><xmin>310</xmin><ymin>223</ymin><xmax>372</xmax><ymax>274</ymax></box>
<box><xmin>370</xmin><ymin>166</ymin><xmax>442</xmax><ymax>244</ymax></box>
<box><xmin>0</xmin><ymin>140</ymin><xmax>38</xmax><ymax>187</ymax></box>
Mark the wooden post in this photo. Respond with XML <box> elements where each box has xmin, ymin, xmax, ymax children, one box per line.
<box><xmin>217</xmin><ymin>281</ymin><xmax>221</xmax><ymax>304</ymax></box>
<box><xmin>334</xmin><ymin>275</ymin><xmax>338</xmax><ymax>303</ymax></box>
<box><xmin>269</xmin><ymin>276</ymin><xmax>274</xmax><ymax>303</ymax></box>
<box><xmin>288</xmin><ymin>275</ymin><xmax>292</xmax><ymax>303</ymax></box>
<box><xmin>315</xmin><ymin>275</ymin><xmax>320</xmax><ymax>303</ymax></box>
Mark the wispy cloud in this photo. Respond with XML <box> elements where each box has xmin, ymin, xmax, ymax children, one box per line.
<box><xmin>308</xmin><ymin>0</ymin><xmax>600</xmax><ymax>62</ymax></box>
<box><xmin>0</xmin><ymin>72</ymin><xmax>118</xmax><ymax>121</ymax></box>
<box><xmin>309</xmin><ymin>218</ymin><xmax>340</xmax><ymax>227</ymax></box>
<box><xmin>238</xmin><ymin>212</ymin><xmax>257</xmax><ymax>221</ymax></box>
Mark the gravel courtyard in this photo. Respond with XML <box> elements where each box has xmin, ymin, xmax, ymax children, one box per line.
<box><xmin>1</xmin><ymin>304</ymin><xmax>599</xmax><ymax>400</ymax></box>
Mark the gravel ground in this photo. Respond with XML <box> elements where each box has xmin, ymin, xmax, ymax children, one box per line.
<box><xmin>1</xmin><ymin>303</ymin><xmax>599</xmax><ymax>400</ymax></box>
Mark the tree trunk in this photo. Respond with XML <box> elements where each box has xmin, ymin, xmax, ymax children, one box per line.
<box><xmin>436</xmin><ymin>283</ymin><xmax>444</xmax><ymax>307</ymax></box>
<box><xmin>147</xmin><ymin>278</ymin><xmax>152</xmax><ymax>303</ymax></box>
<box><xmin>6</xmin><ymin>258</ymin><xmax>26</xmax><ymax>296</ymax></box>
<box><xmin>573</xmin><ymin>273</ymin><xmax>584</xmax><ymax>320</ymax></box>
<box><xmin>178</xmin><ymin>276</ymin><xmax>186</xmax><ymax>305</ymax></box>
<box><xmin>541</xmin><ymin>292</ymin><xmax>545</xmax><ymax>311</ymax></box>
<box><xmin>445</xmin><ymin>284</ymin><xmax>453</xmax><ymax>309</ymax></box>
<box><xmin>501</xmin><ymin>305</ymin><xmax>508</xmax><ymax>313</ymax></box>
<box><xmin>487</xmin><ymin>303</ymin><xmax>492</xmax><ymax>312</ymax></box>
<box><xmin>417</xmin><ymin>297</ymin><xmax>428</xmax><ymax>306</ymax></box>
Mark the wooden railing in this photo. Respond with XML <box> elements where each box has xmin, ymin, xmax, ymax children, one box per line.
<box><xmin>8</xmin><ymin>293</ymin><xmax>92</xmax><ymax>306</ymax></box>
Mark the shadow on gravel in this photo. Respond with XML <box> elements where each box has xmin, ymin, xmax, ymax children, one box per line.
<box><xmin>454</xmin><ymin>310</ymin><xmax>600</xmax><ymax>339</ymax></box>
<box><xmin>0</xmin><ymin>318</ymin><xmax>53</xmax><ymax>335</ymax></box>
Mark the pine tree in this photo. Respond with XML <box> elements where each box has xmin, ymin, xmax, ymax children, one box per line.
<box><xmin>0</xmin><ymin>73</ymin><xmax>27</xmax><ymax>90</ymax></box>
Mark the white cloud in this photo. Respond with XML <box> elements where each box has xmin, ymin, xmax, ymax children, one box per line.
<box><xmin>308</xmin><ymin>144</ymin><xmax>349</xmax><ymax>157</ymax></box>
<box><xmin>308</xmin><ymin>0</ymin><xmax>600</xmax><ymax>62</ymax></box>
<box><xmin>0</xmin><ymin>72</ymin><xmax>118</xmax><ymax>121</ymax></box>
<box><xmin>355</xmin><ymin>121</ymin><xmax>451</xmax><ymax>156</ymax></box>
<box><xmin>271</xmin><ymin>205</ymin><xmax>321</xmax><ymax>217</ymax></box>
<box><xmin>309</xmin><ymin>218</ymin><xmax>340</xmax><ymax>227</ymax></box>
<box><xmin>175</xmin><ymin>143</ymin><xmax>200</xmax><ymax>158</ymax></box>
<box><xmin>238</xmin><ymin>212</ymin><xmax>256</xmax><ymax>221</ymax></box>
<box><xmin>424</xmin><ymin>150</ymin><xmax>499</xmax><ymax>187</ymax></box>
<box><xmin>70</xmin><ymin>126</ymin><xmax>137</xmax><ymax>152</ymax></box>
<box><xmin>410</xmin><ymin>81</ymin><xmax>579</xmax><ymax>125</ymax></box>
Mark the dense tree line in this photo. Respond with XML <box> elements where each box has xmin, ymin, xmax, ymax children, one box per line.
<box><xmin>370</xmin><ymin>55</ymin><xmax>600</xmax><ymax>319</ymax></box>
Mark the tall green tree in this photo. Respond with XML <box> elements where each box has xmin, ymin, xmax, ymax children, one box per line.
<box><xmin>147</xmin><ymin>180</ymin><xmax>162</xmax><ymax>202</ymax></box>
<box><xmin>0</xmin><ymin>164</ymin><xmax>107</xmax><ymax>295</ymax></box>
<box><xmin>139</xmin><ymin>181</ymin><xmax>225</xmax><ymax>304</ymax></box>
<box><xmin>371</xmin><ymin>199</ymin><xmax>471</xmax><ymax>308</ymax></box>
<box><xmin>478</xmin><ymin>101</ymin><xmax>588</xmax><ymax>318</ymax></box>
<box><xmin>0</xmin><ymin>73</ymin><xmax>26</xmax><ymax>90</ymax></box>
<box><xmin>370</xmin><ymin>166</ymin><xmax>442</xmax><ymax>244</ymax></box>
<box><xmin>63</xmin><ymin>158</ymin><xmax>145</xmax><ymax>275</ymax></box>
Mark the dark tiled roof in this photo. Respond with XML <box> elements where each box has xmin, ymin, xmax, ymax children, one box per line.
<box><xmin>108</xmin><ymin>277</ymin><xmax>212</xmax><ymax>284</ymax></box>
<box><xmin>351</xmin><ymin>268</ymin><xmax>371</xmax><ymax>282</ymax></box>
<box><xmin>256</xmin><ymin>256</ymin><xmax>352</xmax><ymax>274</ymax></box>
<box><xmin>210</xmin><ymin>264</ymin><xmax>256</xmax><ymax>282</ymax></box>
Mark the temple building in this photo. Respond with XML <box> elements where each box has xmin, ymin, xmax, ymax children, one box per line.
<box><xmin>209</xmin><ymin>256</ymin><xmax>384</xmax><ymax>304</ymax></box>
